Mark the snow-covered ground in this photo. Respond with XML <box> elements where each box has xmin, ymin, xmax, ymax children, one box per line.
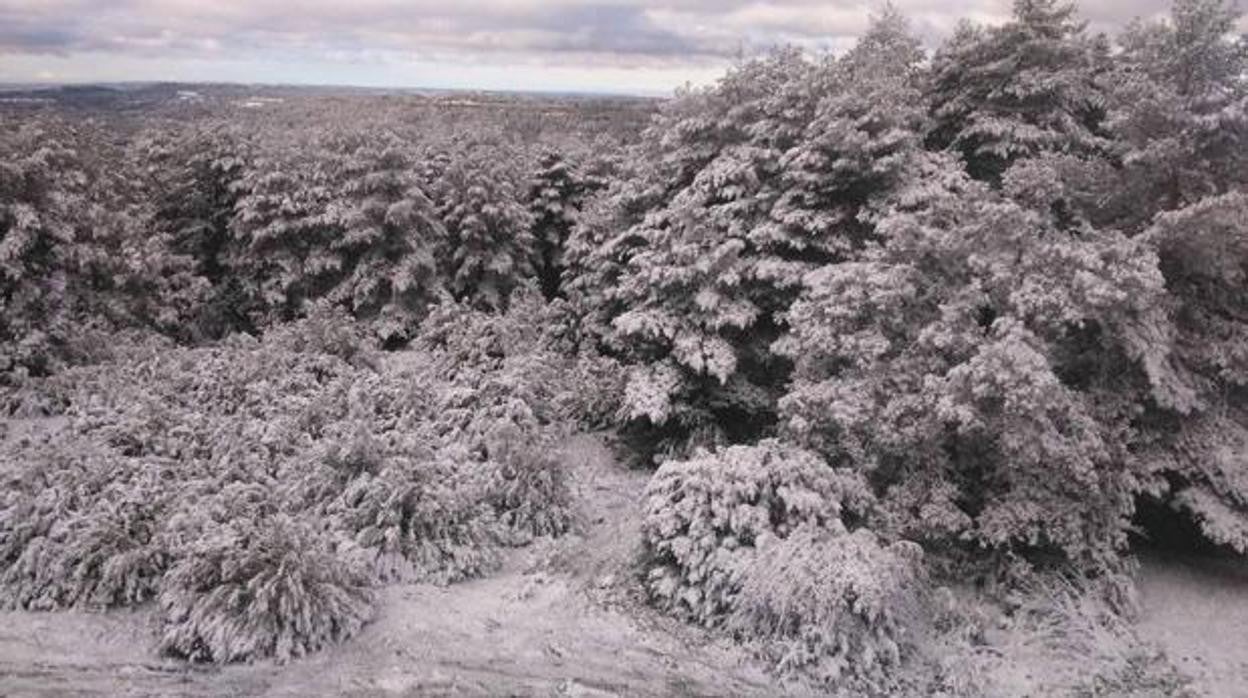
<box><xmin>1136</xmin><ymin>551</ymin><xmax>1248</xmax><ymax>698</ymax></box>
<box><xmin>0</xmin><ymin>435</ymin><xmax>775</xmax><ymax>697</ymax></box>
<box><xmin>0</xmin><ymin>432</ymin><xmax>1244</xmax><ymax>696</ymax></box>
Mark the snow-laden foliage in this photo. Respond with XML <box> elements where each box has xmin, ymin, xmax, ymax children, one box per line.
<box><xmin>0</xmin><ymin>435</ymin><xmax>172</xmax><ymax>610</ymax></box>
<box><xmin>0</xmin><ymin>288</ymin><xmax>597</xmax><ymax>659</ymax></box>
<box><xmin>926</xmin><ymin>0</ymin><xmax>1113</xmax><ymax>182</ymax></box>
<box><xmin>1108</xmin><ymin>0</ymin><xmax>1248</xmax><ymax>224</ymax></box>
<box><xmin>729</xmin><ymin>527</ymin><xmax>925</xmax><ymax>689</ymax></box>
<box><xmin>641</xmin><ymin>440</ymin><xmax>875</xmax><ymax>624</ymax></box>
<box><xmin>232</xmin><ymin>128</ymin><xmax>446</xmax><ymax>341</ymax></box>
<box><xmin>136</xmin><ymin>123</ymin><xmax>255</xmax><ymax>341</ymax></box>
<box><xmin>778</xmin><ymin>153</ymin><xmax>1169</xmax><ymax>570</ymax></box>
<box><xmin>526</xmin><ymin>151</ymin><xmax>601</xmax><ymax>300</ymax></box>
<box><xmin>326</xmin><ymin>435</ymin><xmax>501</xmax><ymax>584</ymax></box>
<box><xmin>1105</xmin><ymin>0</ymin><xmax>1248</xmax><ymax>555</ymax></box>
<box><xmin>0</xmin><ymin>120</ymin><xmax>152</xmax><ymax>382</ymax></box>
<box><xmin>571</xmin><ymin>14</ymin><xmax>931</xmax><ymax>461</ymax></box>
<box><xmin>640</xmin><ymin>440</ymin><xmax>932</xmax><ymax>686</ymax></box>
<box><xmin>158</xmin><ymin>514</ymin><xmax>374</xmax><ymax>663</ymax></box>
<box><xmin>428</xmin><ymin>140</ymin><xmax>535</xmax><ymax>310</ymax></box>
<box><xmin>483</xmin><ymin>423</ymin><xmax>574</xmax><ymax>543</ymax></box>
<box><xmin>414</xmin><ymin>286</ymin><xmax>624</xmax><ymax>439</ymax></box>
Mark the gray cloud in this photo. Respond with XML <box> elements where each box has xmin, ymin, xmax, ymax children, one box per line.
<box><xmin>0</xmin><ymin>0</ymin><xmax>1227</xmax><ymax>68</ymax></box>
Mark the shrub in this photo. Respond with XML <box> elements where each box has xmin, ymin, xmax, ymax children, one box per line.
<box><xmin>264</xmin><ymin>301</ymin><xmax>381</xmax><ymax>369</ymax></box>
<box><xmin>640</xmin><ymin>439</ymin><xmax>875</xmax><ymax>624</ymax></box>
<box><xmin>729</xmin><ymin>526</ymin><xmax>926</xmax><ymax>689</ymax></box>
<box><xmin>483</xmin><ymin>423</ymin><xmax>573</xmax><ymax>543</ymax></box>
<box><xmin>329</xmin><ymin>441</ymin><xmax>500</xmax><ymax>584</ymax></box>
<box><xmin>158</xmin><ymin>514</ymin><xmax>374</xmax><ymax>664</ymax></box>
<box><xmin>0</xmin><ymin>436</ymin><xmax>172</xmax><ymax>610</ymax></box>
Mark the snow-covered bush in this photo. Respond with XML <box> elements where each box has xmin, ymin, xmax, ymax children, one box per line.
<box><xmin>729</xmin><ymin>527</ymin><xmax>925</xmax><ymax>689</ymax></box>
<box><xmin>483</xmin><ymin>423</ymin><xmax>573</xmax><ymax>543</ymax></box>
<box><xmin>641</xmin><ymin>440</ymin><xmax>875</xmax><ymax>624</ymax></box>
<box><xmin>264</xmin><ymin>301</ymin><xmax>380</xmax><ymax>369</ymax></box>
<box><xmin>414</xmin><ymin>287</ymin><xmax>619</xmax><ymax>442</ymax></box>
<box><xmin>158</xmin><ymin>514</ymin><xmax>374</xmax><ymax>663</ymax></box>
<box><xmin>0</xmin><ymin>435</ymin><xmax>172</xmax><ymax>610</ymax></box>
<box><xmin>641</xmin><ymin>440</ymin><xmax>933</xmax><ymax>687</ymax></box>
<box><xmin>330</xmin><ymin>446</ymin><xmax>500</xmax><ymax>584</ymax></box>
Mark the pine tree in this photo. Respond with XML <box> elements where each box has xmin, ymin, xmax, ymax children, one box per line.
<box><xmin>573</xmin><ymin>17</ymin><xmax>931</xmax><ymax>461</ymax></box>
<box><xmin>0</xmin><ymin>120</ymin><xmax>140</xmax><ymax>382</ymax></box>
<box><xmin>926</xmin><ymin>0</ymin><xmax>1113</xmax><ymax>182</ymax></box>
<box><xmin>778</xmin><ymin>149</ymin><xmax>1169</xmax><ymax>571</ymax></box>
<box><xmin>231</xmin><ymin>128</ymin><xmax>445</xmax><ymax>340</ymax></box>
<box><xmin>527</xmin><ymin>151</ymin><xmax>583</xmax><ymax>300</ymax></box>
<box><xmin>139</xmin><ymin>123</ymin><xmax>254</xmax><ymax>341</ymax></box>
<box><xmin>430</xmin><ymin>141</ymin><xmax>534</xmax><ymax>311</ymax></box>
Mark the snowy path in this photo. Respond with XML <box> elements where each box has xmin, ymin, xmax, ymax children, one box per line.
<box><xmin>1136</xmin><ymin>552</ymin><xmax>1248</xmax><ymax>698</ymax></box>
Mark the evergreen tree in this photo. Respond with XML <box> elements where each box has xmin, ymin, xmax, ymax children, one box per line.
<box><xmin>778</xmin><ymin>151</ymin><xmax>1169</xmax><ymax>571</ymax></box>
<box><xmin>430</xmin><ymin>141</ymin><xmax>535</xmax><ymax>311</ymax></box>
<box><xmin>574</xmin><ymin>17</ymin><xmax>931</xmax><ymax>461</ymax></box>
<box><xmin>140</xmin><ymin>124</ymin><xmax>255</xmax><ymax>341</ymax></box>
<box><xmin>0</xmin><ymin>120</ymin><xmax>141</xmax><ymax>381</ymax></box>
<box><xmin>231</xmin><ymin>129</ymin><xmax>445</xmax><ymax>341</ymax></box>
<box><xmin>527</xmin><ymin>151</ymin><xmax>583</xmax><ymax>300</ymax></box>
<box><xmin>926</xmin><ymin>0</ymin><xmax>1113</xmax><ymax>182</ymax></box>
<box><xmin>1109</xmin><ymin>0</ymin><xmax>1248</xmax><ymax>551</ymax></box>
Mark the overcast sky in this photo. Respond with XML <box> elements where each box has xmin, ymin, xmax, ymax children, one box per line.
<box><xmin>0</xmin><ymin>1</ymin><xmax>1225</xmax><ymax>95</ymax></box>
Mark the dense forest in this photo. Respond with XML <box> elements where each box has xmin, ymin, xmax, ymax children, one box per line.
<box><xmin>1</xmin><ymin>0</ymin><xmax>1246</xmax><ymax>694</ymax></box>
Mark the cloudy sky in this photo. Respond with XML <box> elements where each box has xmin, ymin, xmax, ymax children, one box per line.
<box><xmin>0</xmin><ymin>1</ymin><xmax>1217</xmax><ymax>94</ymax></box>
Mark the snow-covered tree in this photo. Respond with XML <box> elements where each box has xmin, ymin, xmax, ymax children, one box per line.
<box><xmin>778</xmin><ymin>150</ymin><xmax>1171</xmax><ymax>571</ymax></box>
<box><xmin>138</xmin><ymin>123</ymin><xmax>254</xmax><ymax>340</ymax></box>
<box><xmin>527</xmin><ymin>151</ymin><xmax>585</xmax><ymax>300</ymax></box>
<box><xmin>232</xmin><ymin>129</ymin><xmax>445</xmax><ymax>341</ymax></box>
<box><xmin>1109</xmin><ymin>0</ymin><xmax>1248</xmax><ymax>222</ymax></box>
<box><xmin>429</xmin><ymin>141</ymin><xmax>535</xmax><ymax>311</ymax></box>
<box><xmin>926</xmin><ymin>0</ymin><xmax>1113</xmax><ymax>182</ymax></box>
<box><xmin>0</xmin><ymin>120</ymin><xmax>143</xmax><ymax>382</ymax></box>
<box><xmin>1096</xmin><ymin>0</ymin><xmax>1248</xmax><ymax>552</ymax></box>
<box><xmin>573</xmin><ymin>16</ymin><xmax>931</xmax><ymax>461</ymax></box>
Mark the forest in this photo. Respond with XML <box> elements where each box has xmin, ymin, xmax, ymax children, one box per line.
<box><xmin>1</xmin><ymin>0</ymin><xmax>1246</xmax><ymax>694</ymax></box>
